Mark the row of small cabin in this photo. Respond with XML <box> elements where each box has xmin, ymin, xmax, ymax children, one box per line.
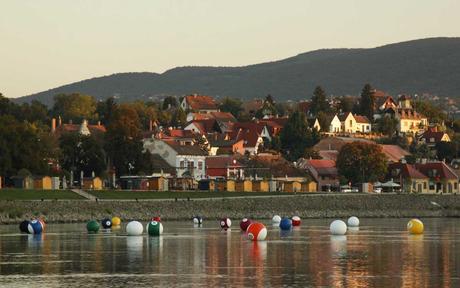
<box><xmin>6</xmin><ymin>176</ymin><xmax>103</xmax><ymax>190</ymax></box>
<box><xmin>119</xmin><ymin>176</ymin><xmax>317</xmax><ymax>192</ymax></box>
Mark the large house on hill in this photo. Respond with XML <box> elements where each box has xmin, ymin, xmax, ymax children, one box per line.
<box><xmin>328</xmin><ymin>113</ymin><xmax>371</xmax><ymax>133</ymax></box>
<box><xmin>181</xmin><ymin>94</ymin><xmax>219</xmax><ymax>113</ymax></box>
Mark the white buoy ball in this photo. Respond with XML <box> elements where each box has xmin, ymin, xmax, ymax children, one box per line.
<box><xmin>347</xmin><ymin>216</ymin><xmax>360</xmax><ymax>227</ymax></box>
<box><xmin>126</xmin><ymin>221</ymin><xmax>143</xmax><ymax>236</ymax></box>
<box><xmin>330</xmin><ymin>220</ymin><xmax>347</xmax><ymax>235</ymax></box>
<box><xmin>272</xmin><ymin>215</ymin><xmax>282</xmax><ymax>223</ymax></box>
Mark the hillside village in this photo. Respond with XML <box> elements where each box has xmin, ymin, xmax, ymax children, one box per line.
<box><xmin>1</xmin><ymin>86</ymin><xmax>460</xmax><ymax>194</ymax></box>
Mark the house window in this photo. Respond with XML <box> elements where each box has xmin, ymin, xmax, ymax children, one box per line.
<box><xmin>180</xmin><ymin>161</ymin><xmax>185</xmax><ymax>169</ymax></box>
<box><xmin>423</xmin><ymin>182</ymin><xmax>427</xmax><ymax>189</ymax></box>
<box><xmin>198</xmin><ymin>161</ymin><xmax>203</xmax><ymax>170</ymax></box>
<box><xmin>349</xmin><ymin>120</ymin><xmax>352</xmax><ymax>126</ymax></box>
<box><xmin>412</xmin><ymin>182</ymin><xmax>416</xmax><ymax>189</ymax></box>
<box><xmin>455</xmin><ymin>182</ymin><xmax>458</xmax><ymax>190</ymax></box>
<box><xmin>366</xmin><ymin>125</ymin><xmax>370</xmax><ymax>130</ymax></box>
<box><xmin>430</xmin><ymin>138</ymin><xmax>435</xmax><ymax>143</ymax></box>
<box><xmin>188</xmin><ymin>161</ymin><xmax>194</xmax><ymax>169</ymax></box>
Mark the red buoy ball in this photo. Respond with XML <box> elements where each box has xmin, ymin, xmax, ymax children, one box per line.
<box><xmin>292</xmin><ymin>216</ymin><xmax>301</xmax><ymax>226</ymax></box>
<box><xmin>220</xmin><ymin>218</ymin><xmax>232</xmax><ymax>229</ymax></box>
<box><xmin>247</xmin><ymin>222</ymin><xmax>267</xmax><ymax>241</ymax></box>
<box><xmin>152</xmin><ymin>216</ymin><xmax>161</xmax><ymax>222</ymax></box>
<box><xmin>240</xmin><ymin>218</ymin><xmax>252</xmax><ymax>231</ymax></box>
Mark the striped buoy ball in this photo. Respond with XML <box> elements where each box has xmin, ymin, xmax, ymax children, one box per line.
<box><xmin>407</xmin><ymin>219</ymin><xmax>424</xmax><ymax>234</ymax></box>
<box><xmin>112</xmin><ymin>217</ymin><xmax>121</xmax><ymax>226</ymax></box>
<box><xmin>330</xmin><ymin>220</ymin><xmax>347</xmax><ymax>235</ymax></box>
<box><xmin>247</xmin><ymin>222</ymin><xmax>267</xmax><ymax>241</ymax></box>
<box><xmin>220</xmin><ymin>218</ymin><xmax>232</xmax><ymax>230</ymax></box>
<box><xmin>27</xmin><ymin>220</ymin><xmax>43</xmax><ymax>235</ymax></box>
<box><xmin>292</xmin><ymin>216</ymin><xmax>301</xmax><ymax>226</ymax></box>
<box><xmin>126</xmin><ymin>221</ymin><xmax>143</xmax><ymax>236</ymax></box>
<box><xmin>279</xmin><ymin>217</ymin><xmax>292</xmax><ymax>230</ymax></box>
<box><xmin>239</xmin><ymin>218</ymin><xmax>252</xmax><ymax>231</ymax></box>
<box><xmin>101</xmin><ymin>218</ymin><xmax>112</xmax><ymax>229</ymax></box>
<box><xmin>86</xmin><ymin>220</ymin><xmax>100</xmax><ymax>233</ymax></box>
<box><xmin>152</xmin><ymin>216</ymin><xmax>161</xmax><ymax>222</ymax></box>
<box><xmin>19</xmin><ymin>220</ymin><xmax>30</xmax><ymax>233</ymax></box>
<box><xmin>146</xmin><ymin>221</ymin><xmax>163</xmax><ymax>236</ymax></box>
<box><xmin>347</xmin><ymin>216</ymin><xmax>360</xmax><ymax>227</ymax></box>
<box><xmin>193</xmin><ymin>216</ymin><xmax>203</xmax><ymax>225</ymax></box>
<box><xmin>272</xmin><ymin>215</ymin><xmax>282</xmax><ymax>223</ymax></box>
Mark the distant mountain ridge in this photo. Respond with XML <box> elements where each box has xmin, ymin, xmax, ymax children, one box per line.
<box><xmin>15</xmin><ymin>37</ymin><xmax>460</xmax><ymax>106</ymax></box>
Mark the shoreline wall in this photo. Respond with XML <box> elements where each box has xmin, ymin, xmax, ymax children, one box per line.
<box><xmin>1</xmin><ymin>194</ymin><xmax>460</xmax><ymax>224</ymax></box>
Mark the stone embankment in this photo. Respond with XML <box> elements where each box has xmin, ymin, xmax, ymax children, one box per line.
<box><xmin>1</xmin><ymin>194</ymin><xmax>460</xmax><ymax>224</ymax></box>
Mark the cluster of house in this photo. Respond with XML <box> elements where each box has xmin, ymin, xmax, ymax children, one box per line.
<box><xmin>3</xmin><ymin>92</ymin><xmax>458</xmax><ymax>194</ymax></box>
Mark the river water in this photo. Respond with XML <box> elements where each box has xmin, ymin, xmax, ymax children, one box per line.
<box><xmin>0</xmin><ymin>218</ymin><xmax>459</xmax><ymax>287</ymax></box>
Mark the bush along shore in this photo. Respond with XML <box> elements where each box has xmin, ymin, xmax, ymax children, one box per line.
<box><xmin>1</xmin><ymin>194</ymin><xmax>460</xmax><ymax>224</ymax></box>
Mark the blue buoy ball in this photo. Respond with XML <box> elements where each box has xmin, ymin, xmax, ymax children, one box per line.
<box><xmin>279</xmin><ymin>217</ymin><xmax>292</xmax><ymax>230</ymax></box>
<box><xmin>101</xmin><ymin>218</ymin><xmax>112</xmax><ymax>229</ymax></box>
<box><xmin>19</xmin><ymin>220</ymin><xmax>30</xmax><ymax>233</ymax></box>
<box><xmin>27</xmin><ymin>220</ymin><xmax>43</xmax><ymax>235</ymax></box>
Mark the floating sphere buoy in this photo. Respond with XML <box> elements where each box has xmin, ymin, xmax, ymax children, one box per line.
<box><xmin>272</xmin><ymin>215</ymin><xmax>282</xmax><ymax>223</ymax></box>
<box><xmin>112</xmin><ymin>217</ymin><xmax>121</xmax><ymax>226</ymax></box>
<box><xmin>146</xmin><ymin>221</ymin><xmax>163</xmax><ymax>236</ymax></box>
<box><xmin>347</xmin><ymin>216</ymin><xmax>360</xmax><ymax>227</ymax></box>
<box><xmin>407</xmin><ymin>219</ymin><xmax>424</xmax><ymax>234</ymax></box>
<box><xmin>101</xmin><ymin>218</ymin><xmax>112</xmax><ymax>229</ymax></box>
<box><xmin>279</xmin><ymin>217</ymin><xmax>292</xmax><ymax>230</ymax></box>
<box><xmin>86</xmin><ymin>220</ymin><xmax>100</xmax><ymax>233</ymax></box>
<box><xmin>292</xmin><ymin>216</ymin><xmax>301</xmax><ymax>226</ymax></box>
<box><xmin>38</xmin><ymin>219</ymin><xmax>46</xmax><ymax>231</ymax></box>
<box><xmin>220</xmin><ymin>218</ymin><xmax>232</xmax><ymax>230</ymax></box>
<box><xmin>330</xmin><ymin>220</ymin><xmax>347</xmax><ymax>235</ymax></box>
<box><xmin>152</xmin><ymin>216</ymin><xmax>161</xmax><ymax>222</ymax></box>
<box><xmin>240</xmin><ymin>218</ymin><xmax>252</xmax><ymax>231</ymax></box>
<box><xmin>247</xmin><ymin>222</ymin><xmax>267</xmax><ymax>241</ymax></box>
<box><xmin>126</xmin><ymin>221</ymin><xmax>143</xmax><ymax>236</ymax></box>
<box><xmin>19</xmin><ymin>220</ymin><xmax>30</xmax><ymax>233</ymax></box>
<box><xmin>193</xmin><ymin>216</ymin><xmax>203</xmax><ymax>225</ymax></box>
<box><xmin>27</xmin><ymin>220</ymin><xmax>43</xmax><ymax>235</ymax></box>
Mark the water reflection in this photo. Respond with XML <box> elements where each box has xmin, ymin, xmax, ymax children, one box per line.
<box><xmin>0</xmin><ymin>218</ymin><xmax>459</xmax><ymax>287</ymax></box>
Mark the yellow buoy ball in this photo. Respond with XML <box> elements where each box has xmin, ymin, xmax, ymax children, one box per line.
<box><xmin>112</xmin><ymin>217</ymin><xmax>121</xmax><ymax>226</ymax></box>
<box><xmin>407</xmin><ymin>219</ymin><xmax>424</xmax><ymax>234</ymax></box>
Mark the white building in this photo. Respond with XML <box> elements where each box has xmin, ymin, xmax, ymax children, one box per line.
<box><xmin>143</xmin><ymin>138</ymin><xmax>207</xmax><ymax>180</ymax></box>
<box><xmin>329</xmin><ymin>115</ymin><xmax>342</xmax><ymax>133</ymax></box>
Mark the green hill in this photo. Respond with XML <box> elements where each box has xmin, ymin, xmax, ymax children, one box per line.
<box><xmin>15</xmin><ymin>37</ymin><xmax>460</xmax><ymax>105</ymax></box>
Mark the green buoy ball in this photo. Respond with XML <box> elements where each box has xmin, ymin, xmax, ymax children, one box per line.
<box><xmin>146</xmin><ymin>221</ymin><xmax>163</xmax><ymax>236</ymax></box>
<box><xmin>87</xmin><ymin>220</ymin><xmax>100</xmax><ymax>233</ymax></box>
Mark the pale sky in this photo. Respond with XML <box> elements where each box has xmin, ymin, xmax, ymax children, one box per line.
<box><xmin>1</xmin><ymin>0</ymin><xmax>459</xmax><ymax>98</ymax></box>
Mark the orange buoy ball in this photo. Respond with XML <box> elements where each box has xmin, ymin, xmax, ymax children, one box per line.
<box><xmin>152</xmin><ymin>216</ymin><xmax>161</xmax><ymax>222</ymax></box>
<box><xmin>247</xmin><ymin>222</ymin><xmax>267</xmax><ymax>241</ymax></box>
<box><xmin>240</xmin><ymin>218</ymin><xmax>252</xmax><ymax>231</ymax></box>
<box><xmin>220</xmin><ymin>218</ymin><xmax>232</xmax><ymax>230</ymax></box>
<box><xmin>38</xmin><ymin>219</ymin><xmax>46</xmax><ymax>231</ymax></box>
<box><xmin>407</xmin><ymin>219</ymin><xmax>424</xmax><ymax>234</ymax></box>
<box><xmin>112</xmin><ymin>217</ymin><xmax>121</xmax><ymax>226</ymax></box>
<box><xmin>291</xmin><ymin>216</ymin><xmax>301</xmax><ymax>226</ymax></box>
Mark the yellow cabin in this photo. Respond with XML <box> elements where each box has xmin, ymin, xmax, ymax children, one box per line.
<box><xmin>226</xmin><ymin>180</ymin><xmax>236</xmax><ymax>192</ymax></box>
<box><xmin>82</xmin><ymin>177</ymin><xmax>103</xmax><ymax>190</ymax></box>
<box><xmin>284</xmin><ymin>181</ymin><xmax>301</xmax><ymax>192</ymax></box>
<box><xmin>252</xmin><ymin>180</ymin><xmax>269</xmax><ymax>192</ymax></box>
<box><xmin>33</xmin><ymin>176</ymin><xmax>52</xmax><ymax>190</ymax></box>
<box><xmin>235</xmin><ymin>179</ymin><xmax>252</xmax><ymax>192</ymax></box>
<box><xmin>301</xmin><ymin>181</ymin><xmax>318</xmax><ymax>192</ymax></box>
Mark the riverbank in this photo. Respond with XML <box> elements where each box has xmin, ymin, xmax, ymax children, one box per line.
<box><xmin>1</xmin><ymin>194</ymin><xmax>460</xmax><ymax>224</ymax></box>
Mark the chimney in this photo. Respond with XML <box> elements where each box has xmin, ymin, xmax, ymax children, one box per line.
<box><xmin>51</xmin><ymin>118</ymin><xmax>56</xmax><ymax>133</ymax></box>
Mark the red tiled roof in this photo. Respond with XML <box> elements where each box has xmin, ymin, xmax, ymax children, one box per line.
<box><xmin>306</xmin><ymin>159</ymin><xmax>336</xmax><ymax>169</ymax></box>
<box><xmin>58</xmin><ymin>123</ymin><xmax>106</xmax><ymax>133</ymax></box>
<box><xmin>415</xmin><ymin>162</ymin><xmax>459</xmax><ymax>180</ymax></box>
<box><xmin>205</xmin><ymin>156</ymin><xmax>243</xmax><ymax>169</ymax></box>
<box><xmin>419</xmin><ymin>130</ymin><xmax>448</xmax><ymax>143</ymax></box>
<box><xmin>186</xmin><ymin>119</ymin><xmax>217</xmax><ymax>134</ymax></box>
<box><xmin>380</xmin><ymin>145</ymin><xmax>410</xmax><ymax>163</ymax></box>
<box><xmin>191</xmin><ymin>112</ymin><xmax>236</xmax><ymax>122</ymax></box>
<box><xmin>185</xmin><ymin>95</ymin><xmax>218</xmax><ymax>110</ymax></box>
<box><xmin>354</xmin><ymin>115</ymin><xmax>370</xmax><ymax>124</ymax></box>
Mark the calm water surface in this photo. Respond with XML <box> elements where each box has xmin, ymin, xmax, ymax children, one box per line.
<box><xmin>0</xmin><ymin>218</ymin><xmax>459</xmax><ymax>287</ymax></box>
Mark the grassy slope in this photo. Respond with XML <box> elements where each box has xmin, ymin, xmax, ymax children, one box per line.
<box><xmin>89</xmin><ymin>190</ymin><xmax>294</xmax><ymax>199</ymax></box>
<box><xmin>0</xmin><ymin>189</ymin><xmax>83</xmax><ymax>200</ymax></box>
